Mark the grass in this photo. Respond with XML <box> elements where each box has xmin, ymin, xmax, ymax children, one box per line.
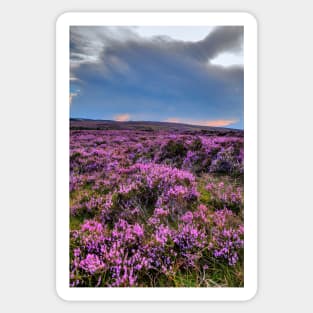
<box><xmin>70</xmin><ymin>215</ymin><xmax>86</xmax><ymax>230</ymax></box>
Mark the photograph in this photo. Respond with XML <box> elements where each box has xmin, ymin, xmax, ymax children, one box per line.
<box><xmin>57</xmin><ymin>12</ymin><xmax>257</xmax><ymax>300</ymax></box>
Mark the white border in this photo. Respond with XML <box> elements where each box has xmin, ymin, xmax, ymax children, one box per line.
<box><xmin>56</xmin><ymin>12</ymin><xmax>257</xmax><ymax>301</ymax></box>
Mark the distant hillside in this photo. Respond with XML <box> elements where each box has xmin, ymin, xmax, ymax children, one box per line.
<box><xmin>70</xmin><ymin>118</ymin><xmax>243</xmax><ymax>137</ymax></box>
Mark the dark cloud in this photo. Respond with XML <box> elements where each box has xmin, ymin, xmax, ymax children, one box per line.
<box><xmin>191</xmin><ymin>26</ymin><xmax>243</xmax><ymax>61</ymax></box>
<box><xmin>70</xmin><ymin>26</ymin><xmax>244</xmax><ymax>128</ymax></box>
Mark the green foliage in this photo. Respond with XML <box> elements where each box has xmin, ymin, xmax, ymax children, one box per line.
<box><xmin>190</xmin><ymin>137</ymin><xmax>203</xmax><ymax>151</ymax></box>
<box><xmin>173</xmin><ymin>271</ymin><xmax>198</xmax><ymax>287</ymax></box>
<box><xmin>70</xmin><ymin>215</ymin><xmax>85</xmax><ymax>231</ymax></box>
<box><xmin>159</xmin><ymin>140</ymin><xmax>187</xmax><ymax>167</ymax></box>
<box><xmin>198</xmin><ymin>184</ymin><xmax>211</xmax><ymax>204</ymax></box>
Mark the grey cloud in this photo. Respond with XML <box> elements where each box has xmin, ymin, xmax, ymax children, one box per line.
<box><xmin>70</xmin><ymin>26</ymin><xmax>140</xmax><ymax>65</ymax></box>
<box><xmin>191</xmin><ymin>26</ymin><xmax>243</xmax><ymax>61</ymax></box>
<box><xmin>70</xmin><ymin>26</ymin><xmax>243</xmax><ymax>67</ymax></box>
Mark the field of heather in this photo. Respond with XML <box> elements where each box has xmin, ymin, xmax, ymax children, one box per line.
<box><xmin>70</xmin><ymin>129</ymin><xmax>244</xmax><ymax>287</ymax></box>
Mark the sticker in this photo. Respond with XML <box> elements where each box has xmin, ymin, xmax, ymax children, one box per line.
<box><xmin>56</xmin><ymin>12</ymin><xmax>257</xmax><ymax>301</ymax></box>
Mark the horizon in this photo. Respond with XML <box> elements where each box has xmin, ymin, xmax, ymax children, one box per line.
<box><xmin>70</xmin><ymin>117</ymin><xmax>243</xmax><ymax>131</ymax></box>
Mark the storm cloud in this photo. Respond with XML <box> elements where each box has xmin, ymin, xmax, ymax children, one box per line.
<box><xmin>70</xmin><ymin>26</ymin><xmax>244</xmax><ymax>129</ymax></box>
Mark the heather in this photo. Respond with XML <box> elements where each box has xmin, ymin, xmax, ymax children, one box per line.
<box><xmin>70</xmin><ymin>129</ymin><xmax>244</xmax><ymax>287</ymax></box>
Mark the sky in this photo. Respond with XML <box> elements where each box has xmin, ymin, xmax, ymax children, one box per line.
<box><xmin>70</xmin><ymin>26</ymin><xmax>244</xmax><ymax>129</ymax></box>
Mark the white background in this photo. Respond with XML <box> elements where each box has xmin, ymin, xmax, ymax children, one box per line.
<box><xmin>0</xmin><ymin>0</ymin><xmax>312</xmax><ymax>312</ymax></box>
